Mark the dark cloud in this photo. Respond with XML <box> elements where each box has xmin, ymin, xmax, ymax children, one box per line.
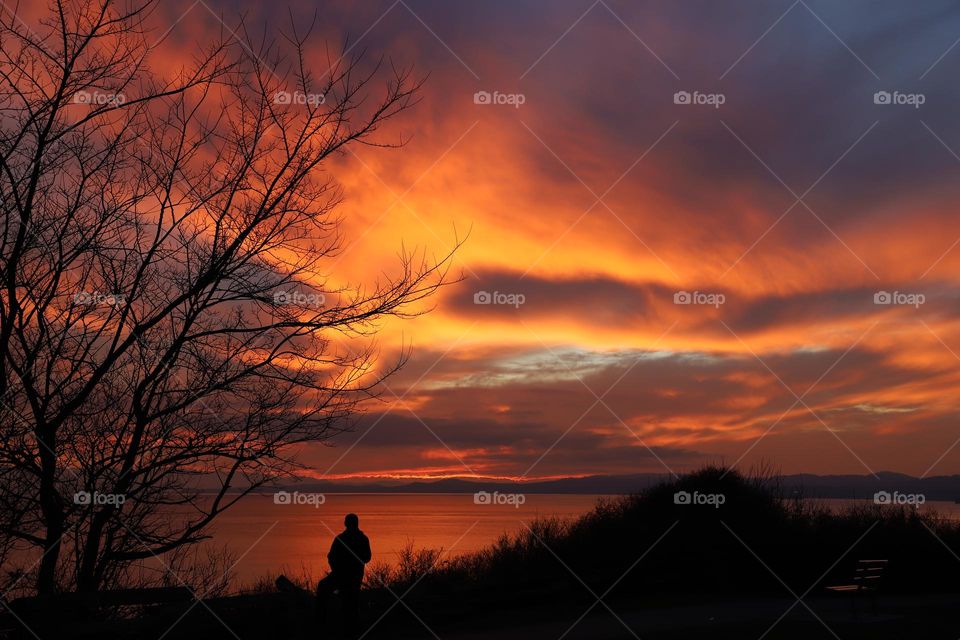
<box><xmin>305</xmin><ymin>327</ymin><xmax>959</xmax><ymax>477</ymax></box>
<box><xmin>443</xmin><ymin>268</ymin><xmax>960</xmax><ymax>335</ymax></box>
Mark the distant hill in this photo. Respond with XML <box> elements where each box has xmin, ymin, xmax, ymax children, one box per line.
<box><xmin>780</xmin><ymin>471</ymin><xmax>960</xmax><ymax>500</ymax></box>
<box><xmin>274</xmin><ymin>471</ymin><xmax>960</xmax><ymax>500</ymax></box>
<box><xmin>272</xmin><ymin>473</ymin><xmax>669</xmax><ymax>495</ymax></box>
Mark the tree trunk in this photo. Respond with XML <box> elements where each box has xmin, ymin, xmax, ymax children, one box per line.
<box><xmin>77</xmin><ymin>511</ymin><xmax>111</xmax><ymax>592</ymax></box>
<box><xmin>36</xmin><ymin>432</ymin><xmax>62</xmax><ymax>594</ymax></box>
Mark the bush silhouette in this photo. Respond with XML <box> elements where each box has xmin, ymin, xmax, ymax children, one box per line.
<box><xmin>367</xmin><ymin>465</ymin><xmax>960</xmax><ymax>623</ymax></box>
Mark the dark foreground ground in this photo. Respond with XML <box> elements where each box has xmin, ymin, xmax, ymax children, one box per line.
<box><xmin>74</xmin><ymin>590</ymin><xmax>954</xmax><ymax>640</ymax></box>
<box><xmin>434</xmin><ymin>594</ymin><xmax>960</xmax><ymax>640</ymax></box>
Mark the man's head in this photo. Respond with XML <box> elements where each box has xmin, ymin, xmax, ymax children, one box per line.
<box><xmin>344</xmin><ymin>513</ymin><xmax>359</xmax><ymax>530</ymax></box>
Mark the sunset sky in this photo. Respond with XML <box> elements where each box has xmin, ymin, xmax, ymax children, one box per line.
<box><xmin>44</xmin><ymin>0</ymin><xmax>960</xmax><ymax>480</ymax></box>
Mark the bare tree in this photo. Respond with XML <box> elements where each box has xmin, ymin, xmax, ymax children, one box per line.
<box><xmin>0</xmin><ymin>0</ymin><xmax>454</xmax><ymax>594</ymax></box>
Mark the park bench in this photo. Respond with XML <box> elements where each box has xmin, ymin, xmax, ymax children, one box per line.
<box><xmin>1</xmin><ymin>586</ymin><xmax>194</xmax><ymax>638</ymax></box>
<box><xmin>825</xmin><ymin>558</ymin><xmax>887</xmax><ymax>614</ymax></box>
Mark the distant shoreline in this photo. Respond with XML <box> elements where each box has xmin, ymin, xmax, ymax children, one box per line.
<box><xmin>202</xmin><ymin>471</ymin><xmax>960</xmax><ymax>500</ymax></box>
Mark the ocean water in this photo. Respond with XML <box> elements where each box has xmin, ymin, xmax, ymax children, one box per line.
<box><xmin>7</xmin><ymin>493</ymin><xmax>948</xmax><ymax>592</ymax></box>
<box><xmin>206</xmin><ymin>493</ymin><xmax>604</xmax><ymax>587</ymax></box>
<box><xmin>206</xmin><ymin>494</ymin><xmax>960</xmax><ymax>588</ymax></box>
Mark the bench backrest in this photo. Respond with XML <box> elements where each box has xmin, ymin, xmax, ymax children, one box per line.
<box><xmin>851</xmin><ymin>559</ymin><xmax>887</xmax><ymax>590</ymax></box>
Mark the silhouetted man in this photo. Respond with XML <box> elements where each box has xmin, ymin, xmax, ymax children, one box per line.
<box><xmin>316</xmin><ymin>513</ymin><xmax>371</xmax><ymax>637</ymax></box>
